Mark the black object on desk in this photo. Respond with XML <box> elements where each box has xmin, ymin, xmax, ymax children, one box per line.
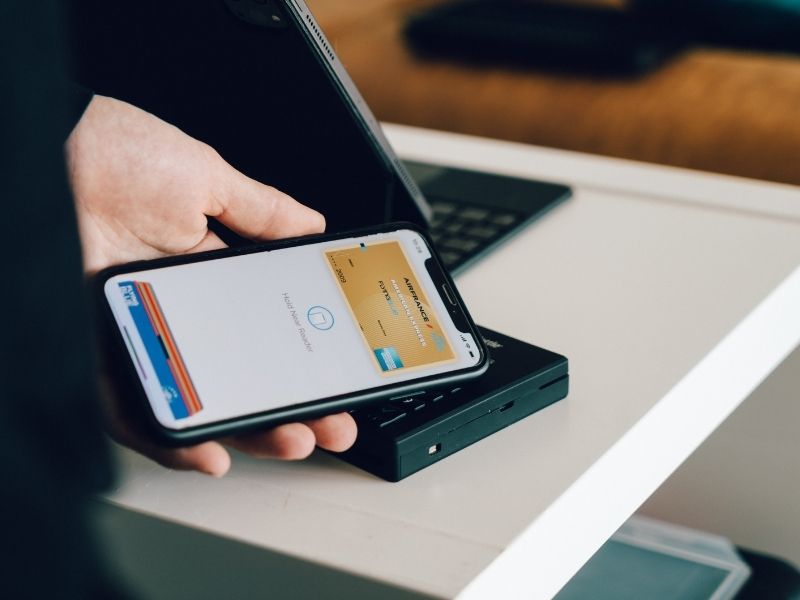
<box><xmin>337</xmin><ymin>326</ymin><xmax>569</xmax><ymax>481</ymax></box>
<box><xmin>404</xmin><ymin>160</ymin><xmax>571</xmax><ymax>274</ymax></box>
<box><xmin>405</xmin><ymin>0</ymin><xmax>684</xmax><ymax>75</ymax></box>
<box><xmin>636</xmin><ymin>0</ymin><xmax>800</xmax><ymax>55</ymax></box>
<box><xmin>734</xmin><ymin>548</ymin><xmax>800</xmax><ymax>600</ymax></box>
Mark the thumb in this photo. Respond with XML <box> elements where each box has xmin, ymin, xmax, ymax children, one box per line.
<box><xmin>210</xmin><ymin>160</ymin><xmax>325</xmax><ymax>241</ymax></box>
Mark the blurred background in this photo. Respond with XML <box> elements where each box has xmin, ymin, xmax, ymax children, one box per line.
<box><xmin>307</xmin><ymin>0</ymin><xmax>800</xmax><ymax>186</ymax></box>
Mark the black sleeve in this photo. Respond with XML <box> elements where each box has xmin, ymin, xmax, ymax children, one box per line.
<box><xmin>69</xmin><ymin>81</ymin><xmax>95</xmax><ymax>133</ymax></box>
<box><xmin>0</xmin><ymin>1</ymin><xmax>118</xmax><ymax>598</ymax></box>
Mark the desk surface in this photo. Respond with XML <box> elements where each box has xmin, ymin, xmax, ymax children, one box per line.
<box><xmin>106</xmin><ymin>125</ymin><xmax>800</xmax><ymax>600</ymax></box>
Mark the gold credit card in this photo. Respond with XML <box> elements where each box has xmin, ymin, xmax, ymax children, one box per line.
<box><xmin>325</xmin><ymin>240</ymin><xmax>455</xmax><ymax>375</ymax></box>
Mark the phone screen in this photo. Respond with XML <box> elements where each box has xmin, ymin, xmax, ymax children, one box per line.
<box><xmin>104</xmin><ymin>229</ymin><xmax>481</xmax><ymax>430</ymax></box>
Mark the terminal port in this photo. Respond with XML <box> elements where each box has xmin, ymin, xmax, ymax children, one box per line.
<box><xmin>498</xmin><ymin>400</ymin><xmax>515</xmax><ymax>413</ymax></box>
<box><xmin>428</xmin><ymin>443</ymin><xmax>442</xmax><ymax>455</ymax></box>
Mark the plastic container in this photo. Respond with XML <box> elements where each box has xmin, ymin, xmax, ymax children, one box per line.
<box><xmin>555</xmin><ymin>515</ymin><xmax>751</xmax><ymax>600</ymax></box>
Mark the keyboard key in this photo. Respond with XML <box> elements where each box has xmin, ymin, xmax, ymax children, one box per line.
<box><xmin>396</xmin><ymin>397</ymin><xmax>427</xmax><ymax>412</ymax></box>
<box><xmin>439</xmin><ymin>252</ymin><xmax>461</xmax><ymax>266</ymax></box>
<box><xmin>444</xmin><ymin>222</ymin><xmax>464</xmax><ymax>235</ymax></box>
<box><xmin>367</xmin><ymin>405</ymin><xmax>399</xmax><ymax>420</ymax></box>
<box><xmin>461</xmin><ymin>207</ymin><xmax>490</xmax><ymax>221</ymax></box>
<box><xmin>368</xmin><ymin>405</ymin><xmax>407</xmax><ymax>428</ymax></box>
<box><xmin>379</xmin><ymin>412</ymin><xmax>406</xmax><ymax>427</ymax></box>
<box><xmin>442</xmin><ymin>238</ymin><xmax>479</xmax><ymax>253</ymax></box>
<box><xmin>432</xmin><ymin>201</ymin><xmax>456</xmax><ymax>215</ymax></box>
<box><xmin>465</xmin><ymin>226</ymin><xmax>499</xmax><ymax>239</ymax></box>
<box><xmin>492</xmin><ymin>213</ymin><xmax>518</xmax><ymax>226</ymax></box>
<box><xmin>391</xmin><ymin>390</ymin><xmax>426</xmax><ymax>399</ymax></box>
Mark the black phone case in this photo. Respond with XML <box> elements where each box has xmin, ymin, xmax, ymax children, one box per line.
<box><xmin>95</xmin><ymin>222</ymin><xmax>489</xmax><ymax>446</ymax></box>
<box><xmin>336</xmin><ymin>326</ymin><xmax>568</xmax><ymax>481</ymax></box>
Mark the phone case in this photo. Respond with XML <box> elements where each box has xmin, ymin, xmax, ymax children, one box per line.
<box><xmin>96</xmin><ymin>223</ymin><xmax>489</xmax><ymax>446</ymax></box>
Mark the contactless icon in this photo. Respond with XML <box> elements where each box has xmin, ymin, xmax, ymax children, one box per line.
<box><xmin>307</xmin><ymin>306</ymin><xmax>334</xmax><ymax>330</ymax></box>
<box><xmin>431</xmin><ymin>332</ymin><xmax>446</xmax><ymax>352</ymax></box>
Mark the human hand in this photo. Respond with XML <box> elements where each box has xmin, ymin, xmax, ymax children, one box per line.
<box><xmin>67</xmin><ymin>95</ymin><xmax>356</xmax><ymax>476</ymax></box>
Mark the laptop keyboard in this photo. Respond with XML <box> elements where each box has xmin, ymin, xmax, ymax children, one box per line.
<box><xmin>427</xmin><ymin>197</ymin><xmax>524</xmax><ymax>271</ymax></box>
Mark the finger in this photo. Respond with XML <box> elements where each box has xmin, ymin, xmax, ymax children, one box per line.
<box><xmin>113</xmin><ymin>421</ymin><xmax>231</xmax><ymax>477</ymax></box>
<box><xmin>185</xmin><ymin>229</ymin><xmax>227</xmax><ymax>254</ymax></box>
<box><xmin>101</xmin><ymin>375</ymin><xmax>231</xmax><ymax>477</ymax></box>
<box><xmin>211</xmin><ymin>162</ymin><xmax>325</xmax><ymax>241</ymax></box>
<box><xmin>144</xmin><ymin>442</ymin><xmax>231</xmax><ymax>477</ymax></box>
<box><xmin>225</xmin><ymin>422</ymin><xmax>316</xmax><ymax>460</ymax></box>
<box><xmin>303</xmin><ymin>412</ymin><xmax>357</xmax><ymax>453</ymax></box>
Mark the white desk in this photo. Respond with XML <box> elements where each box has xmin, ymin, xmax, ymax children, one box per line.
<box><xmin>100</xmin><ymin>125</ymin><xmax>800</xmax><ymax>599</ymax></box>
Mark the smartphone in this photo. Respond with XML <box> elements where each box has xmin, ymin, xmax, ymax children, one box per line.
<box><xmin>97</xmin><ymin>224</ymin><xmax>489</xmax><ymax>445</ymax></box>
